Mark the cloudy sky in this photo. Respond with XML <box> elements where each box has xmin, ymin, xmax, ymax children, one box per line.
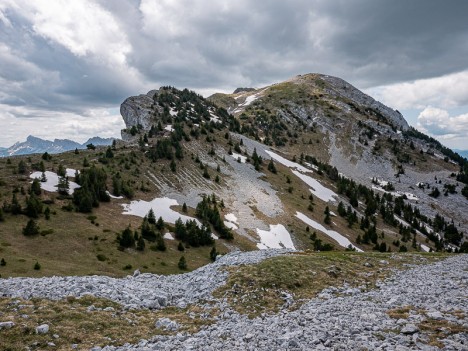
<box><xmin>1</xmin><ymin>0</ymin><xmax>468</xmax><ymax>150</ymax></box>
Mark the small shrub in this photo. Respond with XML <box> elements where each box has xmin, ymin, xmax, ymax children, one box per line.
<box><xmin>96</xmin><ymin>254</ymin><xmax>108</xmax><ymax>262</ymax></box>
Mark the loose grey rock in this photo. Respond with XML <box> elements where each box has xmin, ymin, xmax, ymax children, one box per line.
<box><xmin>0</xmin><ymin>321</ymin><xmax>15</xmax><ymax>330</ymax></box>
<box><xmin>35</xmin><ymin>324</ymin><xmax>49</xmax><ymax>334</ymax></box>
<box><xmin>401</xmin><ymin>324</ymin><xmax>419</xmax><ymax>335</ymax></box>
<box><xmin>155</xmin><ymin>318</ymin><xmax>179</xmax><ymax>331</ymax></box>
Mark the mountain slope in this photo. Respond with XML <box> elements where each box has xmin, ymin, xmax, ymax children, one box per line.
<box><xmin>0</xmin><ymin>75</ymin><xmax>467</xmax><ymax>280</ymax></box>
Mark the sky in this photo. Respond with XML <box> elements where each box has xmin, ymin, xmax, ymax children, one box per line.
<box><xmin>1</xmin><ymin>0</ymin><xmax>468</xmax><ymax>150</ymax></box>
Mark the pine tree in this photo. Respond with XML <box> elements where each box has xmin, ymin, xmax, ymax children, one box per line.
<box><xmin>31</xmin><ymin>178</ymin><xmax>42</xmax><ymax>196</ymax></box>
<box><xmin>119</xmin><ymin>226</ymin><xmax>135</xmax><ymax>248</ymax></box>
<box><xmin>18</xmin><ymin>160</ymin><xmax>27</xmax><ymax>174</ymax></box>
<box><xmin>210</xmin><ymin>247</ymin><xmax>218</xmax><ymax>261</ymax></box>
<box><xmin>0</xmin><ymin>258</ymin><xmax>6</xmax><ymax>266</ymax></box>
<box><xmin>337</xmin><ymin>201</ymin><xmax>347</xmax><ymax>217</ymax></box>
<box><xmin>178</xmin><ymin>256</ymin><xmax>187</xmax><ymax>270</ymax></box>
<box><xmin>57</xmin><ymin>164</ymin><xmax>66</xmax><ymax>177</ymax></box>
<box><xmin>10</xmin><ymin>193</ymin><xmax>22</xmax><ymax>215</ymax></box>
<box><xmin>137</xmin><ymin>236</ymin><xmax>145</xmax><ymax>251</ymax></box>
<box><xmin>267</xmin><ymin>159</ymin><xmax>277</xmax><ymax>173</ymax></box>
<box><xmin>23</xmin><ymin>219</ymin><xmax>40</xmax><ymax>236</ymax></box>
<box><xmin>324</xmin><ymin>206</ymin><xmax>331</xmax><ymax>225</ymax></box>
<box><xmin>156</xmin><ymin>216</ymin><xmax>165</xmax><ymax>230</ymax></box>
<box><xmin>182</xmin><ymin>202</ymin><xmax>188</xmax><ymax>213</ymax></box>
<box><xmin>177</xmin><ymin>242</ymin><xmax>185</xmax><ymax>251</ymax></box>
<box><xmin>147</xmin><ymin>209</ymin><xmax>156</xmax><ymax>224</ymax></box>
<box><xmin>156</xmin><ymin>235</ymin><xmax>166</xmax><ymax>251</ymax></box>
<box><xmin>44</xmin><ymin>207</ymin><xmax>51</xmax><ymax>220</ymax></box>
<box><xmin>34</xmin><ymin>261</ymin><xmax>41</xmax><ymax>270</ymax></box>
<box><xmin>25</xmin><ymin>193</ymin><xmax>43</xmax><ymax>218</ymax></box>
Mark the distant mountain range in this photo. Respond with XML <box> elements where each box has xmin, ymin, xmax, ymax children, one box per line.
<box><xmin>0</xmin><ymin>135</ymin><xmax>115</xmax><ymax>157</ymax></box>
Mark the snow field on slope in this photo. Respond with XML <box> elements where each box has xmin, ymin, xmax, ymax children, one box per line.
<box><xmin>295</xmin><ymin>212</ymin><xmax>362</xmax><ymax>252</ymax></box>
<box><xmin>122</xmin><ymin>197</ymin><xmax>201</xmax><ymax>225</ymax></box>
<box><xmin>256</xmin><ymin>224</ymin><xmax>296</xmax><ymax>250</ymax></box>
<box><xmin>30</xmin><ymin>170</ymin><xmax>80</xmax><ymax>195</ymax></box>
<box><xmin>265</xmin><ymin>150</ymin><xmax>338</xmax><ymax>202</ymax></box>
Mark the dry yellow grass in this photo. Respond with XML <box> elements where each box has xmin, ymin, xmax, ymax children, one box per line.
<box><xmin>0</xmin><ymin>296</ymin><xmax>218</xmax><ymax>350</ymax></box>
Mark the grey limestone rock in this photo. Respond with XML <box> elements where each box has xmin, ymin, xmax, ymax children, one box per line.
<box><xmin>35</xmin><ymin>323</ymin><xmax>49</xmax><ymax>334</ymax></box>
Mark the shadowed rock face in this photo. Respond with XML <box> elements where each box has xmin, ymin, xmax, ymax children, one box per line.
<box><xmin>120</xmin><ymin>90</ymin><xmax>161</xmax><ymax>140</ymax></box>
<box><xmin>233</xmin><ymin>87</ymin><xmax>256</xmax><ymax>94</ymax></box>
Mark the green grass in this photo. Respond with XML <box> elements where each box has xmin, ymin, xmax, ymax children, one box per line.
<box><xmin>214</xmin><ymin>252</ymin><xmax>449</xmax><ymax>317</ymax></box>
<box><xmin>0</xmin><ymin>134</ymin><xmax>246</xmax><ymax>278</ymax></box>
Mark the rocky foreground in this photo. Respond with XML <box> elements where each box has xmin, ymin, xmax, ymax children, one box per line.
<box><xmin>1</xmin><ymin>251</ymin><xmax>467</xmax><ymax>350</ymax></box>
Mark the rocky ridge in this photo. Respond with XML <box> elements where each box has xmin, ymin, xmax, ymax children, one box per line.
<box><xmin>2</xmin><ymin>250</ymin><xmax>464</xmax><ymax>350</ymax></box>
<box><xmin>0</xmin><ymin>249</ymin><xmax>293</xmax><ymax>309</ymax></box>
<box><xmin>103</xmin><ymin>253</ymin><xmax>468</xmax><ymax>350</ymax></box>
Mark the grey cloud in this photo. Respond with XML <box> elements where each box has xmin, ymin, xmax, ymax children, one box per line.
<box><xmin>1</xmin><ymin>0</ymin><xmax>468</xmax><ymax>145</ymax></box>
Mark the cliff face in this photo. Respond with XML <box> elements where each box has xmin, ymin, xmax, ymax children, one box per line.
<box><xmin>120</xmin><ymin>90</ymin><xmax>161</xmax><ymax>140</ymax></box>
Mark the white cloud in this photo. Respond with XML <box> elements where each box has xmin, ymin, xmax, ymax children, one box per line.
<box><xmin>0</xmin><ymin>104</ymin><xmax>125</xmax><ymax>146</ymax></box>
<box><xmin>367</xmin><ymin>70</ymin><xmax>468</xmax><ymax>110</ymax></box>
<box><xmin>417</xmin><ymin>107</ymin><xmax>468</xmax><ymax>148</ymax></box>
<box><xmin>16</xmin><ymin>0</ymin><xmax>131</xmax><ymax>67</ymax></box>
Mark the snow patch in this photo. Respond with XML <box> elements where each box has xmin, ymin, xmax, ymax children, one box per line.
<box><xmin>231</xmin><ymin>152</ymin><xmax>247</xmax><ymax>163</ymax></box>
<box><xmin>256</xmin><ymin>224</ymin><xmax>295</xmax><ymax>250</ymax></box>
<box><xmin>30</xmin><ymin>171</ymin><xmax>80</xmax><ymax>195</ymax></box>
<box><xmin>106</xmin><ymin>191</ymin><xmax>124</xmax><ymax>199</ymax></box>
<box><xmin>163</xmin><ymin>233</ymin><xmax>175</xmax><ymax>240</ymax></box>
<box><xmin>372</xmin><ymin>186</ymin><xmax>419</xmax><ymax>201</ymax></box>
<box><xmin>292</xmin><ymin>171</ymin><xmax>338</xmax><ymax>202</ymax></box>
<box><xmin>232</xmin><ymin>92</ymin><xmax>261</xmax><ymax>113</ymax></box>
<box><xmin>122</xmin><ymin>197</ymin><xmax>200</xmax><ymax>225</ymax></box>
<box><xmin>210</xmin><ymin>114</ymin><xmax>221</xmax><ymax>123</ymax></box>
<box><xmin>295</xmin><ymin>212</ymin><xmax>363</xmax><ymax>252</ymax></box>
<box><xmin>225</xmin><ymin>213</ymin><xmax>238</xmax><ymax>224</ymax></box>
<box><xmin>66</xmin><ymin>168</ymin><xmax>78</xmax><ymax>177</ymax></box>
<box><xmin>265</xmin><ymin>150</ymin><xmax>311</xmax><ymax>173</ymax></box>
<box><xmin>211</xmin><ymin>233</ymin><xmax>219</xmax><ymax>240</ymax></box>
<box><xmin>164</xmin><ymin>125</ymin><xmax>174</xmax><ymax>132</ymax></box>
<box><xmin>420</xmin><ymin>244</ymin><xmax>430</xmax><ymax>252</ymax></box>
<box><xmin>224</xmin><ymin>221</ymin><xmax>238</xmax><ymax>230</ymax></box>
<box><xmin>265</xmin><ymin>150</ymin><xmax>337</xmax><ymax>202</ymax></box>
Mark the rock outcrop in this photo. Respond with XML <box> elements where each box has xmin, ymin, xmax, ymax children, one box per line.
<box><xmin>120</xmin><ymin>90</ymin><xmax>161</xmax><ymax>140</ymax></box>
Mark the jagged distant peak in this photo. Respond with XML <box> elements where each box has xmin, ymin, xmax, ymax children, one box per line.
<box><xmin>0</xmin><ymin>135</ymin><xmax>115</xmax><ymax>157</ymax></box>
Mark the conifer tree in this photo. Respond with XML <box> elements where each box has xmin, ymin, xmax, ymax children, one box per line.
<box><xmin>324</xmin><ymin>206</ymin><xmax>331</xmax><ymax>225</ymax></box>
<box><xmin>147</xmin><ymin>209</ymin><xmax>156</xmax><ymax>224</ymax></box>
<box><xmin>23</xmin><ymin>219</ymin><xmax>40</xmax><ymax>236</ymax></box>
<box><xmin>178</xmin><ymin>256</ymin><xmax>187</xmax><ymax>270</ymax></box>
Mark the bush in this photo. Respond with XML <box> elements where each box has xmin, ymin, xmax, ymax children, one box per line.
<box><xmin>96</xmin><ymin>254</ymin><xmax>108</xmax><ymax>262</ymax></box>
